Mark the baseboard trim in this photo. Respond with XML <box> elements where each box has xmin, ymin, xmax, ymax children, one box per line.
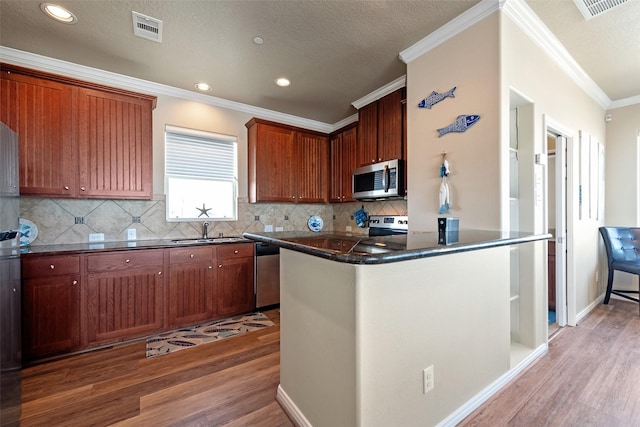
<box><xmin>276</xmin><ymin>384</ymin><xmax>312</xmax><ymax>427</ymax></box>
<box><xmin>576</xmin><ymin>293</ymin><xmax>605</xmax><ymax>324</ymax></box>
<box><xmin>436</xmin><ymin>343</ymin><xmax>548</xmax><ymax>427</ymax></box>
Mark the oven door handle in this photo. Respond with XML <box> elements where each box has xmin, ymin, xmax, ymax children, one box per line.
<box><xmin>382</xmin><ymin>165</ymin><xmax>389</xmax><ymax>192</ymax></box>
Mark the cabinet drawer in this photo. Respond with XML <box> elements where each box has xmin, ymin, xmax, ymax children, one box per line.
<box><xmin>169</xmin><ymin>247</ymin><xmax>215</xmax><ymax>264</ymax></box>
<box><xmin>22</xmin><ymin>255</ymin><xmax>80</xmax><ymax>278</ymax></box>
<box><xmin>217</xmin><ymin>243</ymin><xmax>254</xmax><ymax>260</ymax></box>
<box><xmin>87</xmin><ymin>249</ymin><xmax>163</xmax><ymax>272</ymax></box>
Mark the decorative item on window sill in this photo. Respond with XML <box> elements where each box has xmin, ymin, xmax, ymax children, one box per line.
<box><xmin>196</xmin><ymin>203</ymin><xmax>212</xmax><ymax>218</ymax></box>
<box><xmin>438</xmin><ymin>153</ymin><xmax>451</xmax><ymax>215</ymax></box>
<box><xmin>418</xmin><ymin>86</ymin><xmax>456</xmax><ymax>109</ymax></box>
<box><xmin>437</xmin><ymin>114</ymin><xmax>480</xmax><ymax>137</ymax></box>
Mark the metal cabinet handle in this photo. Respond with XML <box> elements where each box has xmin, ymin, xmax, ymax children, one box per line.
<box><xmin>125</xmin><ymin>259</ymin><xmax>130</xmax><ymax>263</ymax></box>
<box><xmin>80</xmin><ymin>187</ymin><xmax>86</xmax><ymax>191</ymax></box>
<box><xmin>72</xmin><ymin>280</ymin><xmax>78</xmax><ymax>285</ymax></box>
<box><xmin>158</xmin><ymin>271</ymin><xmax>162</xmax><ymax>275</ymax></box>
<box><xmin>209</xmin><ymin>265</ymin><xmax>213</xmax><ymax>269</ymax></box>
<box><xmin>64</xmin><ymin>186</ymin><xmax>70</xmax><ymax>190</ymax></box>
<box><xmin>50</xmin><ymin>264</ymin><xmax>55</xmax><ymax>269</ymax></box>
<box><xmin>218</xmin><ymin>264</ymin><xmax>222</xmax><ymax>268</ymax></box>
<box><xmin>234</xmin><ymin>250</ymin><xmax>238</xmax><ymax>254</ymax></box>
<box><xmin>190</xmin><ymin>254</ymin><xmax>195</xmax><ymax>258</ymax></box>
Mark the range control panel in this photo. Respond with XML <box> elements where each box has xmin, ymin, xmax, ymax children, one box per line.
<box><xmin>368</xmin><ymin>215</ymin><xmax>408</xmax><ymax>230</ymax></box>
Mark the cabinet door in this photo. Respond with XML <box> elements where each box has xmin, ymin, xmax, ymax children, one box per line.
<box><xmin>86</xmin><ymin>267</ymin><xmax>164</xmax><ymax>344</ymax></box>
<box><xmin>0</xmin><ymin>71</ymin><xmax>76</xmax><ymax>197</ymax></box>
<box><xmin>377</xmin><ymin>89</ymin><xmax>404</xmax><ymax>162</ymax></box>
<box><xmin>77</xmin><ymin>87</ymin><xmax>153</xmax><ymax>199</ymax></box>
<box><xmin>330</xmin><ymin>127</ymin><xmax>357</xmax><ymax>203</ymax></box>
<box><xmin>357</xmin><ymin>102</ymin><xmax>378</xmax><ymax>166</ymax></box>
<box><xmin>296</xmin><ymin>132</ymin><xmax>328</xmax><ymax>203</ymax></box>
<box><xmin>216</xmin><ymin>256</ymin><xmax>255</xmax><ymax>318</ymax></box>
<box><xmin>249</xmin><ymin>123</ymin><xmax>296</xmax><ymax>202</ymax></box>
<box><xmin>22</xmin><ymin>274</ymin><xmax>80</xmax><ymax>360</ymax></box>
<box><xmin>168</xmin><ymin>247</ymin><xmax>216</xmax><ymax>328</ymax></box>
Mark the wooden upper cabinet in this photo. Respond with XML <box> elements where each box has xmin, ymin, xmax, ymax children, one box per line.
<box><xmin>247</xmin><ymin>118</ymin><xmax>328</xmax><ymax>203</ymax></box>
<box><xmin>296</xmin><ymin>131</ymin><xmax>329</xmax><ymax>203</ymax></box>
<box><xmin>356</xmin><ymin>88</ymin><xmax>405</xmax><ymax>167</ymax></box>
<box><xmin>77</xmin><ymin>87</ymin><xmax>153</xmax><ymax>199</ymax></box>
<box><xmin>0</xmin><ymin>63</ymin><xmax>156</xmax><ymax>199</ymax></box>
<box><xmin>0</xmin><ymin>70</ymin><xmax>76</xmax><ymax>196</ymax></box>
<box><xmin>330</xmin><ymin>125</ymin><xmax>357</xmax><ymax>203</ymax></box>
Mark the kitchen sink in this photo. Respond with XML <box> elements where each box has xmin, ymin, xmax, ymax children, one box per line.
<box><xmin>171</xmin><ymin>237</ymin><xmax>247</xmax><ymax>244</ymax></box>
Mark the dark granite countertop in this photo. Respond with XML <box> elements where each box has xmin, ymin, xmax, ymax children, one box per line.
<box><xmin>243</xmin><ymin>230</ymin><xmax>552</xmax><ymax>265</ymax></box>
<box><xmin>18</xmin><ymin>237</ymin><xmax>253</xmax><ymax>257</ymax></box>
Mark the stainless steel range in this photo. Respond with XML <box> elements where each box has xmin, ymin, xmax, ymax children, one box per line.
<box><xmin>368</xmin><ymin>215</ymin><xmax>408</xmax><ymax>236</ymax></box>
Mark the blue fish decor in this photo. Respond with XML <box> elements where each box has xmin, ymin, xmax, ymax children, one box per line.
<box><xmin>418</xmin><ymin>86</ymin><xmax>456</xmax><ymax>109</ymax></box>
<box><xmin>437</xmin><ymin>114</ymin><xmax>480</xmax><ymax>137</ymax></box>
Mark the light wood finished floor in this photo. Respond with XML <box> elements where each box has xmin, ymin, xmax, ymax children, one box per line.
<box><xmin>20</xmin><ymin>300</ymin><xmax>640</xmax><ymax>426</ymax></box>
<box><xmin>461</xmin><ymin>299</ymin><xmax>640</xmax><ymax>426</ymax></box>
<box><xmin>20</xmin><ymin>308</ymin><xmax>294</xmax><ymax>426</ymax></box>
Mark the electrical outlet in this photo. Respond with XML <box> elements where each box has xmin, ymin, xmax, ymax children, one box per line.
<box><xmin>264</xmin><ymin>224</ymin><xmax>273</xmax><ymax>232</ymax></box>
<box><xmin>89</xmin><ymin>233</ymin><xmax>104</xmax><ymax>242</ymax></box>
<box><xmin>423</xmin><ymin>365</ymin><xmax>434</xmax><ymax>394</ymax></box>
<box><xmin>127</xmin><ymin>228</ymin><xmax>136</xmax><ymax>240</ymax></box>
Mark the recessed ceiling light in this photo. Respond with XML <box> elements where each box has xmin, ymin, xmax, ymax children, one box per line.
<box><xmin>40</xmin><ymin>3</ymin><xmax>77</xmax><ymax>24</ymax></box>
<box><xmin>194</xmin><ymin>83</ymin><xmax>212</xmax><ymax>91</ymax></box>
<box><xmin>275</xmin><ymin>78</ymin><xmax>290</xmax><ymax>87</ymax></box>
<box><xmin>253</xmin><ymin>36</ymin><xmax>264</xmax><ymax>45</ymax></box>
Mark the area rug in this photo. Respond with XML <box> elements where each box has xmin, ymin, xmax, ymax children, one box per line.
<box><xmin>146</xmin><ymin>312</ymin><xmax>275</xmax><ymax>358</ymax></box>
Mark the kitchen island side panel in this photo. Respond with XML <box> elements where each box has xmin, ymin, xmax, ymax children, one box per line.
<box><xmin>279</xmin><ymin>249</ymin><xmax>358</xmax><ymax>426</ymax></box>
<box><xmin>355</xmin><ymin>245</ymin><xmax>510</xmax><ymax>426</ymax></box>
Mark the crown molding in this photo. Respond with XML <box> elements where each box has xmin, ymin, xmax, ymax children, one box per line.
<box><xmin>0</xmin><ymin>46</ymin><xmax>337</xmax><ymax>134</ymax></box>
<box><xmin>351</xmin><ymin>75</ymin><xmax>406</xmax><ymax>110</ymax></box>
<box><xmin>608</xmin><ymin>94</ymin><xmax>640</xmax><ymax>110</ymax></box>
<box><xmin>399</xmin><ymin>0</ymin><xmax>502</xmax><ymax>64</ymax></box>
<box><xmin>502</xmin><ymin>0</ymin><xmax>611</xmax><ymax>109</ymax></box>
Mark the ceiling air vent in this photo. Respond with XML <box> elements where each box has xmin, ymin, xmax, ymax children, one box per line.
<box><xmin>572</xmin><ymin>0</ymin><xmax>629</xmax><ymax>20</ymax></box>
<box><xmin>132</xmin><ymin>11</ymin><xmax>162</xmax><ymax>43</ymax></box>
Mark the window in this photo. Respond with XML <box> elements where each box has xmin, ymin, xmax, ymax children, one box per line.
<box><xmin>165</xmin><ymin>125</ymin><xmax>237</xmax><ymax>221</ymax></box>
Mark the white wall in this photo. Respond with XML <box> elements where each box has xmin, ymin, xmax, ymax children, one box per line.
<box><xmin>406</xmin><ymin>14</ymin><xmax>500</xmax><ymax>232</ymax></box>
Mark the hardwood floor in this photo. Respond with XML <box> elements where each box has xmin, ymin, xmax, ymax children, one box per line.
<box><xmin>20</xmin><ymin>300</ymin><xmax>640</xmax><ymax>426</ymax></box>
<box><xmin>461</xmin><ymin>299</ymin><xmax>640</xmax><ymax>426</ymax></box>
<box><xmin>19</xmin><ymin>308</ymin><xmax>293</xmax><ymax>427</ymax></box>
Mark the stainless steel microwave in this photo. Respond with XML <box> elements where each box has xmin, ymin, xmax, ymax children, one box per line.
<box><xmin>352</xmin><ymin>159</ymin><xmax>404</xmax><ymax>200</ymax></box>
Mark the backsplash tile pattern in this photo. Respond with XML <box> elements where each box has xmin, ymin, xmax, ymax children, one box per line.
<box><xmin>20</xmin><ymin>196</ymin><xmax>407</xmax><ymax>246</ymax></box>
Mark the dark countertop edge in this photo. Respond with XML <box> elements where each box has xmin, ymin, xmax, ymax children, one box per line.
<box><xmin>18</xmin><ymin>238</ymin><xmax>254</xmax><ymax>257</ymax></box>
<box><xmin>243</xmin><ymin>232</ymin><xmax>552</xmax><ymax>265</ymax></box>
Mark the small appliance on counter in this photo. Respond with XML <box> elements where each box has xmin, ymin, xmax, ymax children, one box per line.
<box><xmin>438</xmin><ymin>217</ymin><xmax>459</xmax><ymax>245</ymax></box>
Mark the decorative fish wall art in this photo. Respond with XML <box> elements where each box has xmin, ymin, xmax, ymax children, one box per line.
<box><xmin>418</xmin><ymin>86</ymin><xmax>456</xmax><ymax>109</ymax></box>
<box><xmin>437</xmin><ymin>114</ymin><xmax>480</xmax><ymax>137</ymax></box>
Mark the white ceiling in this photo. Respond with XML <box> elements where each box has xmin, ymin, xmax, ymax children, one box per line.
<box><xmin>1</xmin><ymin>0</ymin><xmax>638</xmax><ymax>126</ymax></box>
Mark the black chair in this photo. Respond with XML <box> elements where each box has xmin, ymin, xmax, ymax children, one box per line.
<box><xmin>599</xmin><ymin>227</ymin><xmax>640</xmax><ymax>314</ymax></box>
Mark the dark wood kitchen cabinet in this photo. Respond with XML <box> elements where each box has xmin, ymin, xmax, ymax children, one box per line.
<box><xmin>168</xmin><ymin>246</ymin><xmax>216</xmax><ymax>328</ymax></box>
<box><xmin>21</xmin><ymin>255</ymin><xmax>81</xmax><ymax>360</ymax></box>
<box><xmin>216</xmin><ymin>243</ymin><xmax>255</xmax><ymax>317</ymax></box>
<box><xmin>247</xmin><ymin>118</ymin><xmax>329</xmax><ymax>203</ymax></box>
<box><xmin>330</xmin><ymin>124</ymin><xmax>358</xmax><ymax>202</ymax></box>
<box><xmin>356</xmin><ymin>88</ymin><xmax>405</xmax><ymax>167</ymax></box>
<box><xmin>85</xmin><ymin>249</ymin><xmax>164</xmax><ymax>345</ymax></box>
<box><xmin>0</xmin><ymin>69</ymin><xmax>76</xmax><ymax>197</ymax></box>
<box><xmin>0</xmin><ymin>63</ymin><xmax>155</xmax><ymax>199</ymax></box>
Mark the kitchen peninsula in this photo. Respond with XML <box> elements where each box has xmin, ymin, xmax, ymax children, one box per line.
<box><xmin>243</xmin><ymin>229</ymin><xmax>551</xmax><ymax>426</ymax></box>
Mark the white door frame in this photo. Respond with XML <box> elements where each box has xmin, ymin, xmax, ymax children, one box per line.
<box><xmin>544</xmin><ymin>115</ymin><xmax>575</xmax><ymax>327</ymax></box>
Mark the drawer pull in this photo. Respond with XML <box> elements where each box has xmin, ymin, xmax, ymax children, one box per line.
<box><xmin>234</xmin><ymin>250</ymin><xmax>239</xmax><ymax>254</ymax></box>
<box><xmin>125</xmin><ymin>259</ymin><xmax>131</xmax><ymax>263</ymax></box>
<box><xmin>80</xmin><ymin>187</ymin><xmax>86</xmax><ymax>191</ymax></box>
<box><xmin>218</xmin><ymin>264</ymin><xmax>222</xmax><ymax>268</ymax></box>
<box><xmin>209</xmin><ymin>265</ymin><xmax>213</xmax><ymax>269</ymax></box>
<box><xmin>158</xmin><ymin>271</ymin><xmax>162</xmax><ymax>275</ymax></box>
<box><xmin>64</xmin><ymin>186</ymin><xmax>70</xmax><ymax>190</ymax></box>
<box><xmin>50</xmin><ymin>264</ymin><xmax>55</xmax><ymax>269</ymax></box>
<box><xmin>190</xmin><ymin>254</ymin><xmax>195</xmax><ymax>258</ymax></box>
<box><xmin>72</xmin><ymin>280</ymin><xmax>78</xmax><ymax>285</ymax></box>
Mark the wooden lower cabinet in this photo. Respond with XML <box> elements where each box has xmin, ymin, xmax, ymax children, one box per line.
<box><xmin>85</xmin><ymin>250</ymin><xmax>164</xmax><ymax>345</ymax></box>
<box><xmin>168</xmin><ymin>247</ymin><xmax>216</xmax><ymax>328</ymax></box>
<box><xmin>21</xmin><ymin>255</ymin><xmax>81</xmax><ymax>360</ymax></box>
<box><xmin>22</xmin><ymin>243</ymin><xmax>256</xmax><ymax>359</ymax></box>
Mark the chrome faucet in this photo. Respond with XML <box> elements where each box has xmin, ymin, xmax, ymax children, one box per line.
<box><xmin>202</xmin><ymin>222</ymin><xmax>209</xmax><ymax>239</ymax></box>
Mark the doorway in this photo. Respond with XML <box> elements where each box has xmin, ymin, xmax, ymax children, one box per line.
<box><xmin>545</xmin><ymin>122</ymin><xmax>571</xmax><ymax>332</ymax></box>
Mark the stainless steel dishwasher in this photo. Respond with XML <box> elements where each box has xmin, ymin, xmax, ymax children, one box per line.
<box><xmin>255</xmin><ymin>242</ymin><xmax>280</xmax><ymax>309</ymax></box>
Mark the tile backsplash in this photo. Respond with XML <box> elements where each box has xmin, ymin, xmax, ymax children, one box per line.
<box><xmin>19</xmin><ymin>196</ymin><xmax>407</xmax><ymax>246</ymax></box>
